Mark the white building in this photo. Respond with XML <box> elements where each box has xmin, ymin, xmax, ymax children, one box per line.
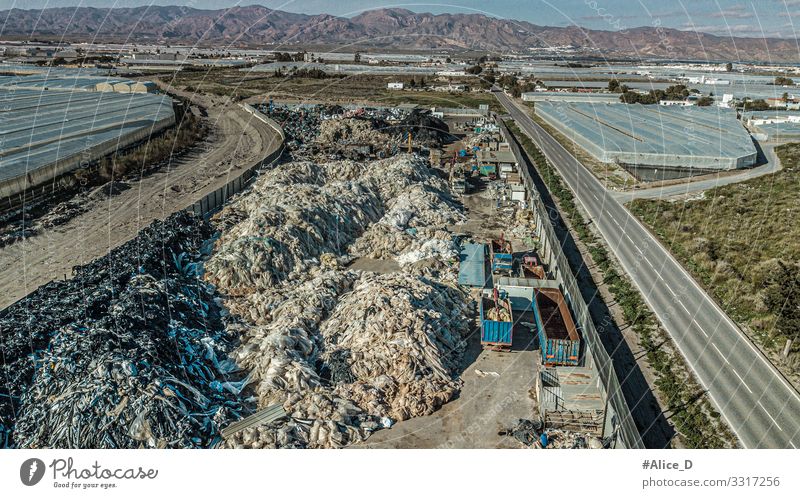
<box><xmin>748</xmin><ymin>115</ymin><xmax>800</xmax><ymax>126</ymax></box>
<box><xmin>685</xmin><ymin>75</ymin><xmax>730</xmax><ymax>85</ymax></box>
<box><xmin>718</xmin><ymin>94</ymin><xmax>735</xmax><ymax>108</ymax></box>
<box><xmin>436</xmin><ymin>70</ymin><xmax>467</xmax><ymax>77</ymax></box>
<box><xmin>659</xmin><ymin>100</ymin><xmax>696</xmax><ymax>107</ymax></box>
<box><xmin>387</xmin><ymin>82</ymin><xmax>404</xmax><ymax>90</ymax></box>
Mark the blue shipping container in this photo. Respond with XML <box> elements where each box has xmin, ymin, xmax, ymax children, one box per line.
<box><xmin>480</xmin><ymin>298</ymin><xmax>513</xmax><ymax>347</ymax></box>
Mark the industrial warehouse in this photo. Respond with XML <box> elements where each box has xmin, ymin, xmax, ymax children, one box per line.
<box><xmin>534</xmin><ymin>102</ymin><xmax>758</xmax><ymax>179</ymax></box>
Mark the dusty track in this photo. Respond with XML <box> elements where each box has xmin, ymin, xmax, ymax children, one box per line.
<box><xmin>0</xmin><ymin>90</ymin><xmax>281</xmax><ymax>309</ymax></box>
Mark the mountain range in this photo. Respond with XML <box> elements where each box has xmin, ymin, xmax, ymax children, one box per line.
<box><xmin>1</xmin><ymin>5</ymin><xmax>798</xmax><ymax>62</ymax></box>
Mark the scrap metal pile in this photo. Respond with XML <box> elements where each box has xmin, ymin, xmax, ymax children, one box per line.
<box><xmin>208</xmin><ymin>154</ymin><xmax>470</xmax><ymax>448</ymax></box>
<box><xmin>0</xmin><ymin>212</ymin><xmax>245</xmax><ymax>448</ymax></box>
<box><xmin>395</xmin><ymin>109</ymin><xmax>452</xmax><ymax>146</ymax></box>
<box><xmin>262</xmin><ymin>104</ymin><xmax>451</xmax><ymax>158</ymax></box>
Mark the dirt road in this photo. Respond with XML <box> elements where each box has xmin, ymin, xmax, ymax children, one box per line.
<box><xmin>0</xmin><ymin>92</ymin><xmax>281</xmax><ymax>309</ymax></box>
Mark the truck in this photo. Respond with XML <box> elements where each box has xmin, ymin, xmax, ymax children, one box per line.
<box><xmin>480</xmin><ymin>288</ymin><xmax>514</xmax><ymax>350</ymax></box>
<box><xmin>533</xmin><ymin>288</ymin><xmax>580</xmax><ymax>366</ymax></box>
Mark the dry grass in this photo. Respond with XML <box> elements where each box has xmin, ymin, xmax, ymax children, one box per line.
<box><xmin>628</xmin><ymin>143</ymin><xmax>800</xmax><ymax>379</ymax></box>
<box><xmin>171</xmin><ymin>68</ymin><xmax>502</xmax><ymax>111</ymax></box>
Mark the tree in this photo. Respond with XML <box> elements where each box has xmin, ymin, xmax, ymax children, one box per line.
<box><xmin>419</xmin><ymin>77</ymin><xmax>426</xmax><ymax>88</ymax></box>
<box><xmin>354</xmin><ymin>52</ymin><xmax>361</xmax><ymax>63</ymax></box>
<box><xmin>725</xmin><ymin>62</ymin><xmax>733</xmax><ymax>72</ymax></box>
<box><xmin>763</xmin><ymin>261</ymin><xmax>800</xmax><ymax>356</ymax></box>
<box><xmin>409</xmin><ymin>78</ymin><xmax>416</xmax><ymax>88</ymax></box>
<box><xmin>743</xmin><ymin>99</ymin><xmax>770</xmax><ymax>111</ymax></box>
<box><xmin>466</xmin><ymin>64</ymin><xmax>483</xmax><ymax>75</ymax></box>
<box><xmin>608</xmin><ymin>79</ymin><xmax>621</xmax><ymax>92</ymax></box>
<box><xmin>696</xmin><ymin>96</ymin><xmax>714</xmax><ymax>106</ymax></box>
<box><xmin>477</xmin><ymin>69</ymin><xmax>496</xmax><ymax>89</ymax></box>
<box><xmin>775</xmin><ymin>76</ymin><xmax>794</xmax><ymax>86</ymax></box>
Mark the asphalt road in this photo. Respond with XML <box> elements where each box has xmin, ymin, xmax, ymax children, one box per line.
<box><xmin>496</xmin><ymin>90</ymin><xmax>800</xmax><ymax>448</ymax></box>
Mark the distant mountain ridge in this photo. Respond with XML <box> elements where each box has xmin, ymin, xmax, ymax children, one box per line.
<box><xmin>1</xmin><ymin>5</ymin><xmax>798</xmax><ymax>62</ymax></box>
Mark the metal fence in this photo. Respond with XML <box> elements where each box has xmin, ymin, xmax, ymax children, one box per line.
<box><xmin>499</xmin><ymin>118</ymin><xmax>645</xmax><ymax>449</ymax></box>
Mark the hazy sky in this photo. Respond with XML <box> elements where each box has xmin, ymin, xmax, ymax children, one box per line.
<box><xmin>1</xmin><ymin>0</ymin><xmax>799</xmax><ymax>38</ymax></box>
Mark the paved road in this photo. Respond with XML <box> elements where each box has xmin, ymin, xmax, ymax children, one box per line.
<box><xmin>496</xmin><ymin>90</ymin><xmax>800</xmax><ymax>448</ymax></box>
<box><xmin>614</xmin><ymin>142</ymin><xmax>781</xmax><ymax>202</ymax></box>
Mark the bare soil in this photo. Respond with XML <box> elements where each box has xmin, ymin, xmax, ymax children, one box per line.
<box><xmin>0</xmin><ymin>89</ymin><xmax>281</xmax><ymax>309</ymax></box>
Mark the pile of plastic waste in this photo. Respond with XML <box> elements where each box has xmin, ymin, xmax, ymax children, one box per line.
<box><xmin>221</xmin><ymin>272</ymin><xmax>469</xmax><ymax>449</ymax></box>
<box><xmin>321</xmin><ymin>273</ymin><xmax>469</xmax><ymax>421</ymax></box>
<box><xmin>206</xmin><ymin>154</ymin><xmax>463</xmax><ymax>294</ymax></box>
<box><xmin>209</xmin><ymin>153</ymin><xmax>470</xmax><ymax>448</ymax></box>
<box><xmin>0</xmin><ymin>212</ymin><xmax>245</xmax><ymax>448</ymax></box>
<box><xmin>262</xmin><ymin>105</ymin><xmax>322</xmax><ymax>151</ymax></box>
<box><xmin>316</xmin><ymin>117</ymin><xmax>392</xmax><ymax>147</ymax></box>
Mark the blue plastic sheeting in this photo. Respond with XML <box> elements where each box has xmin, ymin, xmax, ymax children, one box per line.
<box><xmin>458</xmin><ymin>243</ymin><xmax>487</xmax><ymax>288</ymax></box>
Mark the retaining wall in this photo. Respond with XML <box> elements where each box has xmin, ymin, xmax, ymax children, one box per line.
<box><xmin>499</xmin><ymin>118</ymin><xmax>645</xmax><ymax>449</ymax></box>
<box><xmin>184</xmin><ymin>104</ymin><xmax>284</xmax><ymax>218</ymax></box>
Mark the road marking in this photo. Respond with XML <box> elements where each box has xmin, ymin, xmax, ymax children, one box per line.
<box><xmin>592</xmin><ymin>193</ymin><xmax>599</xmax><ymax>201</ymax></box>
<box><xmin>732</xmin><ymin>369</ymin><xmax>753</xmax><ymax>393</ymax></box>
<box><xmin>678</xmin><ymin>301</ymin><xmax>689</xmax><ymax>313</ymax></box>
<box><xmin>502</xmin><ymin>102</ymin><xmax>798</xmax><ymax>447</ymax></box>
<box><xmin>693</xmin><ymin>320</ymin><xmax>708</xmax><ymax>337</ymax></box>
<box><xmin>712</xmin><ymin>343</ymin><xmax>729</xmax><ymax>363</ymax></box>
<box><xmin>758</xmin><ymin>401</ymin><xmax>783</xmax><ymax>431</ymax></box>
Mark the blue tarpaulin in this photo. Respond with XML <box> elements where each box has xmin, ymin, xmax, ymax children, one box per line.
<box><xmin>458</xmin><ymin>243</ymin><xmax>487</xmax><ymax>288</ymax></box>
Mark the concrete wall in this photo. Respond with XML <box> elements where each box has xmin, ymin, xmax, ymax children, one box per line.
<box><xmin>185</xmin><ymin>104</ymin><xmax>285</xmax><ymax>218</ymax></box>
<box><xmin>498</xmin><ymin>117</ymin><xmax>645</xmax><ymax>449</ymax></box>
